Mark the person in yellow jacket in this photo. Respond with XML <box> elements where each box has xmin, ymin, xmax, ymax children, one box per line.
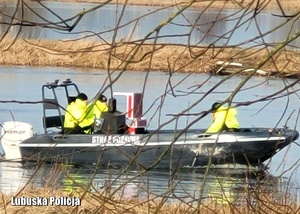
<box><xmin>64</xmin><ymin>93</ymin><xmax>94</xmax><ymax>134</ymax></box>
<box><xmin>93</xmin><ymin>94</ymin><xmax>109</xmax><ymax>119</ymax></box>
<box><xmin>206</xmin><ymin>102</ymin><xmax>240</xmax><ymax>133</ymax></box>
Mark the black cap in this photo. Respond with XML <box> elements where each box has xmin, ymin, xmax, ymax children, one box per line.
<box><xmin>77</xmin><ymin>93</ymin><xmax>88</xmax><ymax>101</ymax></box>
<box><xmin>211</xmin><ymin>102</ymin><xmax>221</xmax><ymax>111</ymax></box>
<box><xmin>98</xmin><ymin>94</ymin><xmax>107</xmax><ymax>103</ymax></box>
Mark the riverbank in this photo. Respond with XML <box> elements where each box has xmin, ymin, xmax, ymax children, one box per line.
<box><xmin>1</xmin><ymin>0</ymin><xmax>299</xmax><ymax>77</ymax></box>
<box><xmin>0</xmin><ymin>38</ymin><xmax>299</xmax><ymax>77</ymax></box>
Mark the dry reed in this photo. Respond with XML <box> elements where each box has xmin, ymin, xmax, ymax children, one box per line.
<box><xmin>1</xmin><ymin>38</ymin><xmax>300</xmax><ymax>76</ymax></box>
<box><xmin>0</xmin><ymin>186</ymin><xmax>299</xmax><ymax>213</ymax></box>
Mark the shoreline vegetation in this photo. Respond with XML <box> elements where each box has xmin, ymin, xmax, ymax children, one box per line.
<box><xmin>1</xmin><ymin>181</ymin><xmax>299</xmax><ymax>213</ymax></box>
<box><xmin>1</xmin><ymin>1</ymin><xmax>300</xmax><ymax>77</ymax></box>
<box><xmin>1</xmin><ymin>38</ymin><xmax>300</xmax><ymax>78</ymax></box>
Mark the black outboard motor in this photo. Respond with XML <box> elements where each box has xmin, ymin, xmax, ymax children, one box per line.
<box><xmin>94</xmin><ymin>98</ymin><xmax>127</xmax><ymax>134</ymax></box>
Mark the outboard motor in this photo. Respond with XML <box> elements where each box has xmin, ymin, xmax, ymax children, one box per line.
<box><xmin>1</xmin><ymin>121</ymin><xmax>33</xmax><ymax>161</ymax></box>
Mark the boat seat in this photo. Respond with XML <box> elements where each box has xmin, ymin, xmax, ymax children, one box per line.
<box><xmin>43</xmin><ymin>115</ymin><xmax>64</xmax><ymax>129</ymax></box>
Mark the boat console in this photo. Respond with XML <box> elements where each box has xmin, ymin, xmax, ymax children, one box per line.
<box><xmin>92</xmin><ymin>97</ymin><xmax>127</xmax><ymax>134</ymax></box>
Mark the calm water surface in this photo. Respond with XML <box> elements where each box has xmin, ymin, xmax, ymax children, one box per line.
<box><xmin>0</xmin><ymin>65</ymin><xmax>299</xmax><ymax>203</ymax></box>
<box><xmin>1</xmin><ymin>1</ymin><xmax>300</xmax><ymax>204</ymax></box>
<box><xmin>1</xmin><ymin>1</ymin><xmax>299</xmax><ymax>47</ymax></box>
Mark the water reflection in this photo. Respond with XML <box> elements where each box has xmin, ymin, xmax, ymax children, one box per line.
<box><xmin>0</xmin><ymin>161</ymin><xmax>32</xmax><ymax>194</ymax></box>
<box><xmin>0</xmin><ymin>160</ymin><xmax>298</xmax><ymax>205</ymax></box>
<box><xmin>0</xmin><ymin>162</ymin><xmax>264</xmax><ymax>199</ymax></box>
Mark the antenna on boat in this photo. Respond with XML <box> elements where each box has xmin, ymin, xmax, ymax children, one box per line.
<box><xmin>108</xmin><ymin>98</ymin><xmax>117</xmax><ymax>112</ymax></box>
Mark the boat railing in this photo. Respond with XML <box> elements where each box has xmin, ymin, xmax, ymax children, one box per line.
<box><xmin>42</xmin><ymin>79</ymin><xmax>80</xmax><ymax>134</ymax></box>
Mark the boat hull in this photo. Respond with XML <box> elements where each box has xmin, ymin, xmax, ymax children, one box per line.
<box><xmin>14</xmin><ymin>128</ymin><xmax>298</xmax><ymax>169</ymax></box>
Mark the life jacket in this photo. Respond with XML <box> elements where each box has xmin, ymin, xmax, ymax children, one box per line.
<box><xmin>64</xmin><ymin>99</ymin><xmax>94</xmax><ymax>130</ymax></box>
<box><xmin>93</xmin><ymin>100</ymin><xmax>109</xmax><ymax>119</ymax></box>
<box><xmin>64</xmin><ymin>102</ymin><xmax>76</xmax><ymax>129</ymax></box>
<box><xmin>225</xmin><ymin>107</ymin><xmax>239</xmax><ymax>130</ymax></box>
<box><xmin>206</xmin><ymin>105</ymin><xmax>240</xmax><ymax>133</ymax></box>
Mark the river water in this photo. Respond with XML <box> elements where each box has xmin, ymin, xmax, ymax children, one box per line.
<box><xmin>0</xmin><ymin>1</ymin><xmax>299</xmax><ymax>205</ymax></box>
<box><xmin>0</xmin><ymin>65</ymin><xmax>299</xmax><ymax>204</ymax></box>
<box><xmin>1</xmin><ymin>1</ymin><xmax>299</xmax><ymax>47</ymax></box>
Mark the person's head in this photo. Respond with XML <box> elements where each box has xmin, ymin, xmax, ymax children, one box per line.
<box><xmin>77</xmin><ymin>93</ymin><xmax>88</xmax><ymax>104</ymax></box>
<box><xmin>211</xmin><ymin>102</ymin><xmax>221</xmax><ymax>112</ymax></box>
<box><xmin>98</xmin><ymin>94</ymin><xmax>107</xmax><ymax>103</ymax></box>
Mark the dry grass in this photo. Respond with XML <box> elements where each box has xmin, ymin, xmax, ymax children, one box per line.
<box><xmin>1</xmin><ymin>1</ymin><xmax>299</xmax><ymax>76</ymax></box>
<box><xmin>0</xmin><ymin>186</ymin><xmax>299</xmax><ymax>214</ymax></box>
<box><xmin>1</xmin><ymin>38</ymin><xmax>300</xmax><ymax>76</ymax></box>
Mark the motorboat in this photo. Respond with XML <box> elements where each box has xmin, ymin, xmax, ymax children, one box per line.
<box><xmin>1</xmin><ymin>79</ymin><xmax>298</xmax><ymax>169</ymax></box>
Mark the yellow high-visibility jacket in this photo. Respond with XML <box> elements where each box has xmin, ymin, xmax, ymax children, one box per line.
<box><xmin>64</xmin><ymin>99</ymin><xmax>94</xmax><ymax>129</ymax></box>
<box><xmin>93</xmin><ymin>100</ymin><xmax>109</xmax><ymax>119</ymax></box>
<box><xmin>206</xmin><ymin>105</ymin><xmax>239</xmax><ymax>133</ymax></box>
